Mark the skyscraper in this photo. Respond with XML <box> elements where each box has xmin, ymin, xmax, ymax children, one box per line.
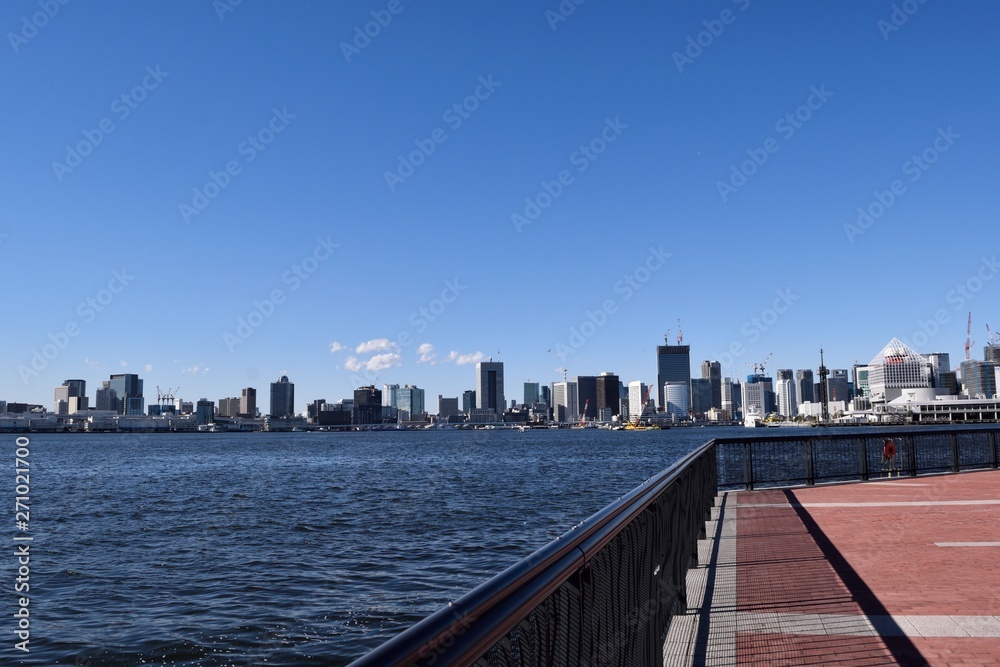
<box><xmin>108</xmin><ymin>373</ymin><xmax>143</xmax><ymax>415</ymax></box>
<box><xmin>240</xmin><ymin>387</ymin><xmax>257</xmax><ymax>417</ymax></box>
<box><xmin>576</xmin><ymin>375</ymin><xmax>598</xmax><ymax>420</ymax></box>
<box><xmin>628</xmin><ymin>381</ymin><xmax>648</xmax><ymax>422</ymax></box>
<box><xmin>775</xmin><ymin>369</ymin><xmax>797</xmax><ymax>417</ymax></box>
<box><xmin>53</xmin><ymin>379</ymin><xmax>87</xmax><ymax>414</ymax></box>
<box><xmin>382</xmin><ymin>384</ymin><xmax>399</xmax><ymax>408</ymax></box>
<box><xmin>656</xmin><ymin>344</ymin><xmax>691</xmax><ymax>411</ymax></box>
<box><xmin>475</xmin><ymin>360</ymin><xmax>505</xmax><ymax>416</ymax></box>
<box><xmin>690</xmin><ymin>378</ymin><xmax>712</xmax><ymax>417</ymax></box>
<box><xmin>595</xmin><ymin>372</ymin><xmax>621</xmax><ymax>418</ymax></box>
<box><xmin>523</xmin><ymin>382</ymin><xmax>540</xmax><ymax>406</ymax></box>
<box><xmin>462</xmin><ymin>390</ymin><xmax>476</xmax><ymax>414</ymax></box>
<box><xmin>269</xmin><ymin>375</ymin><xmax>295</xmax><ymax>418</ymax></box>
<box><xmin>795</xmin><ymin>369</ymin><xmax>815</xmax><ymax>404</ymax></box>
<box><xmin>701</xmin><ymin>360</ymin><xmax>722</xmax><ymax>410</ymax></box>
<box><xmin>396</xmin><ymin>385</ymin><xmax>425</xmax><ymax>419</ymax></box>
<box><xmin>353</xmin><ymin>386</ymin><xmax>383</xmax><ymax>424</ymax></box>
<box><xmin>552</xmin><ymin>381</ymin><xmax>579</xmax><ymax>423</ymax></box>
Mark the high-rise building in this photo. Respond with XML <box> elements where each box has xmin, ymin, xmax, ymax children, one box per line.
<box><xmin>742</xmin><ymin>374</ymin><xmax>774</xmax><ymax>418</ymax></box>
<box><xmin>775</xmin><ymin>374</ymin><xmax>797</xmax><ymax>417</ymax></box>
<box><xmin>523</xmin><ymin>382</ymin><xmax>540</xmax><ymax>406</ymax></box>
<box><xmin>382</xmin><ymin>384</ymin><xmax>399</xmax><ymax>408</ymax></box>
<box><xmin>396</xmin><ymin>385</ymin><xmax>425</xmax><ymax>419</ymax></box>
<box><xmin>354</xmin><ymin>386</ymin><xmax>383</xmax><ymax>424</ymax></box>
<box><xmin>475</xmin><ymin>360</ymin><xmax>505</xmax><ymax>416</ymax></box>
<box><xmin>595</xmin><ymin>372</ymin><xmax>620</xmax><ymax>418</ymax></box>
<box><xmin>462</xmin><ymin>390</ymin><xmax>476</xmax><ymax>414</ymax></box>
<box><xmin>218</xmin><ymin>397</ymin><xmax>241</xmax><ymax>417</ymax></box>
<box><xmin>795</xmin><ymin>369</ymin><xmax>815</xmax><ymax>404</ymax></box>
<box><xmin>701</xmin><ymin>360</ymin><xmax>722</xmax><ymax>410</ymax></box>
<box><xmin>269</xmin><ymin>375</ymin><xmax>295</xmax><ymax>418</ymax></box>
<box><xmin>240</xmin><ymin>387</ymin><xmax>257</xmax><ymax>417</ymax></box>
<box><xmin>665</xmin><ymin>381</ymin><xmax>690</xmax><ymax>419</ymax></box>
<box><xmin>961</xmin><ymin>360</ymin><xmax>997</xmax><ymax>399</ymax></box>
<box><xmin>827</xmin><ymin>369</ymin><xmax>850</xmax><ymax>404</ymax></box>
<box><xmin>108</xmin><ymin>373</ymin><xmax>144</xmax><ymax>415</ymax></box>
<box><xmin>867</xmin><ymin>339</ymin><xmax>933</xmax><ymax>404</ymax></box>
<box><xmin>539</xmin><ymin>385</ymin><xmax>551</xmax><ymax>407</ymax></box>
<box><xmin>690</xmin><ymin>378</ymin><xmax>712</xmax><ymax>417</ymax></box>
<box><xmin>438</xmin><ymin>395</ymin><xmax>460</xmax><ymax>419</ymax></box>
<box><xmin>576</xmin><ymin>375</ymin><xmax>598</xmax><ymax>420</ymax></box>
<box><xmin>720</xmin><ymin>379</ymin><xmax>734</xmax><ymax>419</ymax></box>
<box><xmin>53</xmin><ymin>379</ymin><xmax>87</xmax><ymax>415</ymax></box>
<box><xmin>628</xmin><ymin>381</ymin><xmax>649</xmax><ymax>422</ymax></box>
<box><xmin>552</xmin><ymin>381</ymin><xmax>579</xmax><ymax>423</ymax></box>
<box><xmin>656</xmin><ymin>344</ymin><xmax>691</xmax><ymax>411</ymax></box>
<box><xmin>195</xmin><ymin>398</ymin><xmax>215</xmax><ymax>425</ymax></box>
<box><xmin>985</xmin><ymin>345</ymin><xmax>1000</xmax><ymax>364</ymax></box>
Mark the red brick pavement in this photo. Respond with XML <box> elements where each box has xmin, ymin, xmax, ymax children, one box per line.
<box><xmin>735</xmin><ymin>470</ymin><xmax>1000</xmax><ymax>666</ymax></box>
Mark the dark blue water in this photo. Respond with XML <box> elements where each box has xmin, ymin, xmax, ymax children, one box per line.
<box><xmin>3</xmin><ymin>427</ymin><xmax>739</xmax><ymax>666</ymax></box>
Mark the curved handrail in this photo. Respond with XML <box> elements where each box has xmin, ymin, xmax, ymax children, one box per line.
<box><xmin>347</xmin><ymin>439</ymin><xmax>717</xmax><ymax>667</ymax></box>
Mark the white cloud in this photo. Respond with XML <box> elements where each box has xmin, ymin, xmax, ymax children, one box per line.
<box><xmin>444</xmin><ymin>350</ymin><xmax>485</xmax><ymax>366</ymax></box>
<box><xmin>119</xmin><ymin>360</ymin><xmax>128</xmax><ymax>367</ymax></box>
<box><xmin>417</xmin><ymin>343</ymin><xmax>436</xmax><ymax>363</ymax></box>
<box><xmin>181</xmin><ymin>364</ymin><xmax>210</xmax><ymax>375</ymax></box>
<box><xmin>145</xmin><ymin>364</ymin><xmax>153</xmax><ymax>373</ymax></box>
<box><xmin>356</xmin><ymin>338</ymin><xmax>399</xmax><ymax>354</ymax></box>
<box><xmin>366</xmin><ymin>352</ymin><xmax>402</xmax><ymax>371</ymax></box>
<box><xmin>84</xmin><ymin>358</ymin><xmax>99</xmax><ymax>368</ymax></box>
<box><xmin>345</xmin><ymin>356</ymin><xmax>362</xmax><ymax>372</ymax></box>
<box><xmin>330</xmin><ymin>340</ymin><xmax>345</xmax><ymax>353</ymax></box>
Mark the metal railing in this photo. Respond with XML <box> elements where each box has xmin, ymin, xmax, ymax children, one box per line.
<box><xmin>715</xmin><ymin>425</ymin><xmax>1000</xmax><ymax>490</ymax></box>
<box><xmin>347</xmin><ymin>441</ymin><xmax>718</xmax><ymax>667</ymax></box>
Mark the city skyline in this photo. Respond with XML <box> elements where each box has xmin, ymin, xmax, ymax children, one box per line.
<box><xmin>3</xmin><ymin>2</ymin><xmax>999</xmax><ymax>409</ymax></box>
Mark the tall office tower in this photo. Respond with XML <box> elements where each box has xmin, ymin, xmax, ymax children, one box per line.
<box><xmin>796</xmin><ymin>369</ymin><xmax>815</xmax><ymax>404</ymax></box>
<box><xmin>986</xmin><ymin>344</ymin><xmax>1000</xmax><ymax>364</ymax></box>
<box><xmin>217</xmin><ymin>397</ymin><xmax>241</xmax><ymax>417</ymax></box>
<box><xmin>853</xmin><ymin>365</ymin><xmax>870</xmax><ymax>399</ymax></box>
<box><xmin>576</xmin><ymin>375</ymin><xmax>598</xmax><ymax>420</ymax></box>
<box><xmin>690</xmin><ymin>378</ymin><xmax>712</xmax><ymax>416</ymax></box>
<box><xmin>475</xmin><ymin>360</ymin><xmax>505</xmax><ymax>416</ymax></box>
<box><xmin>656</xmin><ymin>344</ymin><xmax>691</xmax><ymax>411</ymax></box>
<box><xmin>438</xmin><ymin>396</ymin><xmax>460</xmax><ymax>419</ymax></box>
<box><xmin>595</xmin><ymin>372</ymin><xmax>621</xmax><ymax>418</ymax></box>
<box><xmin>462</xmin><ymin>390</ymin><xmax>476</xmax><ymax>414</ymax></box>
<box><xmin>926</xmin><ymin>353</ymin><xmax>951</xmax><ymax>388</ymax></box>
<box><xmin>960</xmin><ymin>360</ymin><xmax>997</xmax><ymax>399</ymax></box>
<box><xmin>108</xmin><ymin>373</ymin><xmax>144</xmax><ymax>415</ymax></box>
<box><xmin>269</xmin><ymin>375</ymin><xmax>295</xmax><ymax>418</ymax></box>
<box><xmin>240</xmin><ymin>387</ymin><xmax>257</xmax><ymax>417</ymax></box>
<box><xmin>382</xmin><ymin>384</ymin><xmax>399</xmax><ymax>408</ymax></box>
<box><xmin>628</xmin><ymin>381</ymin><xmax>648</xmax><ymax>421</ymax></box>
<box><xmin>353</xmin><ymin>386</ymin><xmax>383</xmax><ymax>424</ymax></box>
<box><xmin>523</xmin><ymin>382</ymin><xmax>540</xmax><ymax>406</ymax></box>
<box><xmin>701</xmin><ymin>360</ymin><xmax>722</xmax><ymax>410</ymax></box>
<box><xmin>539</xmin><ymin>385</ymin><xmax>551</xmax><ymax>406</ymax></box>
<box><xmin>95</xmin><ymin>382</ymin><xmax>113</xmax><ymax>411</ymax></box>
<box><xmin>397</xmin><ymin>385</ymin><xmax>425</xmax><ymax>419</ymax></box>
<box><xmin>54</xmin><ymin>379</ymin><xmax>88</xmax><ymax>414</ymax></box>
<box><xmin>720</xmin><ymin>379</ymin><xmax>733</xmax><ymax>418</ymax></box>
<box><xmin>742</xmin><ymin>374</ymin><xmax>774</xmax><ymax>418</ymax></box>
<box><xmin>827</xmin><ymin>369</ymin><xmax>850</xmax><ymax>404</ymax></box>
<box><xmin>665</xmin><ymin>381</ymin><xmax>690</xmax><ymax>419</ymax></box>
<box><xmin>195</xmin><ymin>399</ymin><xmax>215</xmax><ymax>425</ymax></box>
<box><xmin>552</xmin><ymin>381</ymin><xmax>579</xmax><ymax>423</ymax></box>
<box><xmin>866</xmin><ymin>339</ymin><xmax>933</xmax><ymax>404</ymax></box>
<box><xmin>775</xmin><ymin>377</ymin><xmax>798</xmax><ymax>417</ymax></box>
<box><xmin>731</xmin><ymin>380</ymin><xmax>743</xmax><ymax>418</ymax></box>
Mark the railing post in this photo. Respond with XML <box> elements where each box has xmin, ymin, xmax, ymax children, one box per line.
<box><xmin>860</xmin><ymin>438</ymin><xmax>869</xmax><ymax>481</ymax></box>
<box><xmin>907</xmin><ymin>435</ymin><xmax>917</xmax><ymax>477</ymax></box>
<box><xmin>745</xmin><ymin>442</ymin><xmax>754</xmax><ymax>491</ymax></box>
<box><xmin>991</xmin><ymin>431</ymin><xmax>999</xmax><ymax>470</ymax></box>
<box><xmin>950</xmin><ymin>433</ymin><xmax>960</xmax><ymax>473</ymax></box>
<box><xmin>806</xmin><ymin>440</ymin><xmax>815</xmax><ymax>486</ymax></box>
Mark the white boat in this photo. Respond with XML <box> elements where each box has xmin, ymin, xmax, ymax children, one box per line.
<box><xmin>743</xmin><ymin>406</ymin><xmax>763</xmax><ymax>428</ymax></box>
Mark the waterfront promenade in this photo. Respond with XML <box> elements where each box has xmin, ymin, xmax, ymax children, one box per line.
<box><xmin>665</xmin><ymin>469</ymin><xmax>1000</xmax><ymax>666</ymax></box>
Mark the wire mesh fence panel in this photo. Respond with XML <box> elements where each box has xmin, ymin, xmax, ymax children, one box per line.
<box><xmin>956</xmin><ymin>431</ymin><xmax>993</xmax><ymax>470</ymax></box>
<box><xmin>912</xmin><ymin>433</ymin><xmax>953</xmax><ymax>473</ymax></box>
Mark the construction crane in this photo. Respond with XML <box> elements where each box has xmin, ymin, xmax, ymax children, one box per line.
<box><xmin>758</xmin><ymin>352</ymin><xmax>772</xmax><ymax>375</ymax></box>
<box><xmin>987</xmin><ymin>323</ymin><xmax>995</xmax><ymax>347</ymax></box>
<box><xmin>579</xmin><ymin>399</ymin><xmax>589</xmax><ymax>426</ymax></box>
<box><xmin>965</xmin><ymin>312</ymin><xmax>974</xmax><ymax>361</ymax></box>
<box><xmin>676</xmin><ymin>319</ymin><xmax>683</xmax><ymax>345</ymax></box>
<box><xmin>664</xmin><ymin>330</ymin><xmax>670</xmax><ymax>345</ymax></box>
<box><xmin>156</xmin><ymin>386</ymin><xmax>178</xmax><ymax>406</ymax></box>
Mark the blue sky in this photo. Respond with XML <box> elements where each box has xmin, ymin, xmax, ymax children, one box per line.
<box><xmin>3</xmin><ymin>0</ymin><xmax>999</xmax><ymax>411</ymax></box>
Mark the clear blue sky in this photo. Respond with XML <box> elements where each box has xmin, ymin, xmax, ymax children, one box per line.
<box><xmin>3</xmin><ymin>0</ymin><xmax>999</xmax><ymax>411</ymax></box>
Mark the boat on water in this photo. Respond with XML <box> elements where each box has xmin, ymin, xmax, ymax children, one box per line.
<box><xmin>743</xmin><ymin>406</ymin><xmax>763</xmax><ymax>428</ymax></box>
